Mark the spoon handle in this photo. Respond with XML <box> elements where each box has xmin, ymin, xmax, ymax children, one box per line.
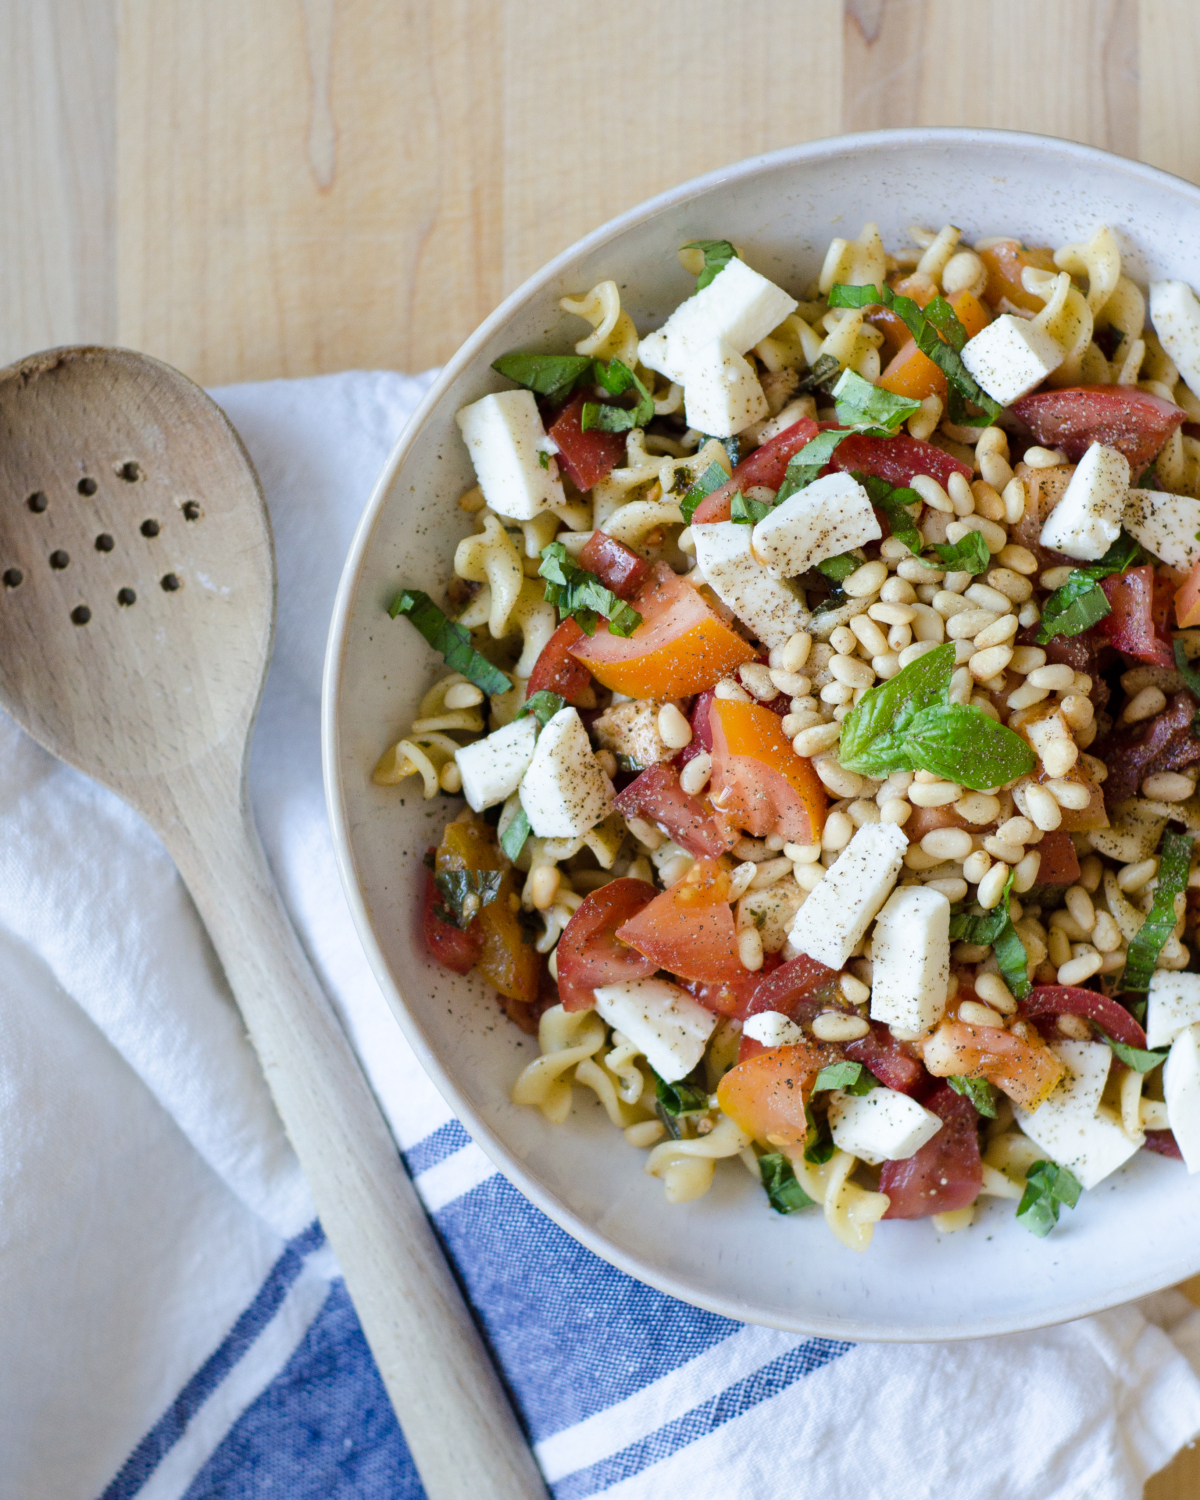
<box><xmin>166</xmin><ymin>780</ymin><xmax>547</xmax><ymax>1500</ymax></box>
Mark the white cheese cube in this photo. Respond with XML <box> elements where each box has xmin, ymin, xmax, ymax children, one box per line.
<box><xmin>788</xmin><ymin>823</ymin><xmax>907</xmax><ymax>970</ymax></box>
<box><xmin>1124</xmin><ymin>487</ymin><xmax>1200</xmax><ymax>573</ymax></box>
<box><xmin>1038</xmin><ymin>442</ymin><xmax>1130</xmax><ymax>561</ymax></box>
<box><xmin>869</xmin><ymin>886</ymin><xmax>952</xmax><ymax>1035</ymax></box>
<box><xmin>1148</xmin><ymin>972</ymin><xmax>1200</xmax><ymax>1050</ymax></box>
<box><xmin>1150</xmin><ymin>280</ymin><xmax>1200</xmax><ymax>399</ymax></box>
<box><xmin>593</xmin><ymin>977</ymin><xmax>718</xmax><ymax>1083</ymax></box>
<box><xmin>454</xmin><ymin>716</ymin><xmax>538</xmax><ymax>812</ymax></box>
<box><xmin>682</xmin><ymin>339</ymin><xmax>769</xmax><ymax>438</ymax></box>
<box><xmin>637</xmin><ymin>257</ymin><xmax>798</xmax><ymax>385</ymax></box>
<box><xmin>691</xmin><ymin>520</ymin><xmax>810</xmax><ymax>648</ymax></box>
<box><xmin>960</xmin><ymin>313</ymin><xmax>1064</xmax><ymax>406</ymax></box>
<box><xmin>1013</xmin><ymin>1040</ymin><xmax>1139</xmax><ymax>1190</ymax></box>
<box><xmin>1164</xmin><ymin>1022</ymin><xmax>1200</xmax><ymax>1173</ymax></box>
<box><xmin>742</xmin><ymin>1010</ymin><xmax>806</xmax><ymax>1049</ymax></box>
<box><xmin>455</xmin><ymin>390</ymin><xmax>565</xmax><ymax>521</ymax></box>
<box><xmin>750</xmin><ymin>472</ymin><xmax>882</xmax><ymax>578</ymax></box>
<box><xmin>828</xmin><ymin>1087</ymin><xmax>943</xmax><ymax>1165</ymax></box>
<box><xmin>519</xmin><ymin>706</ymin><xmax>613</xmax><ymax>838</ymax></box>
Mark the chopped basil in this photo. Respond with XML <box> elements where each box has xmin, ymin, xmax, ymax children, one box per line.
<box><xmin>1122</xmin><ymin>829</ymin><xmax>1193</xmax><ymax>991</ymax></box>
<box><xmin>901</xmin><ymin>703</ymin><xmax>1037</xmax><ymax>793</ymax></box>
<box><xmin>1016</xmin><ymin>1159</ymin><xmax>1082</xmax><ymax>1237</ymax></box>
<box><xmin>796</xmin><ymin>353</ymin><xmax>842</xmax><ymax>394</ymax></box>
<box><xmin>721</xmin><ymin>436</ymin><xmax>742</xmax><ymax>469</ymax></box>
<box><xmin>581</xmin><ymin>358</ymin><xmax>655</xmax><ymax>433</ymax></box>
<box><xmin>1036</xmin><ymin>531</ymin><xmax>1141</xmax><ymax>645</ymax></box>
<box><xmin>838</xmin><ymin>642</ymin><xmax>957</xmax><ymax>775</ymax></box>
<box><xmin>832</xmin><ymin>368</ymin><xmax>922</xmax><ymax>435</ymax></box>
<box><xmin>775</xmin><ymin>429</ymin><xmax>853</xmax><ymax>503</ymax></box>
<box><xmin>516</xmin><ymin>689</ymin><xmax>566</xmax><ymax>727</ymax></box>
<box><xmin>655</xmin><ymin>1073</ymin><xmax>711</xmax><ymax>1116</ymax></box>
<box><xmin>930</xmin><ymin>529</ymin><xmax>991</xmax><ymax>575</ymax></box>
<box><xmin>992</xmin><ymin>917</ymin><xmax>1034</xmax><ymax>1001</ymax></box>
<box><xmin>813</xmin><ymin>1059</ymin><xmax>876</xmax><ymax>1094</ymax></box>
<box><xmin>539</xmin><ymin>542</ymin><xmax>643</xmax><ymax>638</ymax></box>
<box><xmin>816</xmin><ymin>552</ymin><xmax>861</xmax><ymax>583</ymax></box>
<box><xmin>947</xmin><ymin>872</ymin><xmax>1030</xmax><ymax>998</ymax></box>
<box><xmin>490</xmin><ymin>351</ymin><xmax>595</xmax><ymax>402</ymax></box>
<box><xmin>499</xmin><ymin>807</ymin><xmax>531</xmax><ymax>862</ymax></box>
<box><xmin>434</xmin><ymin>869</ymin><xmax>503</xmax><ymax>929</ymax></box>
<box><xmin>803</xmin><ymin>1107</ymin><xmax>835</xmax><ymax>1164</ymax></box>
<box><xmin>679</xmin><ymin>460</ymin><xmax>729</xmax><ymax>524</ymax></box>
<box><xmin>538</xmin><ymin>449</ymin><xmax>551</xmax><ymax>469</ymax></box>
<box><xmin>947</xmin><ymin>1075</ymin><xmax>999</xmax><ymax>1117</ymax></box>
<box><xmin>1099</xmin><ymin>1032</ymin><xmax>1168</xmax><ymax>1073</ymax></box>
<box><xmin>388</xmin><ymin>589</ymin><xmax>512</xmax><ymax>696</ymax></box>
<box><xmin>730</xmin><ymin>490</ymin><xmax>775</xmax><ymax>525</ymax></box>
<box><xmin>1173</xmin><ymin>638</ymin><xmax>1200</xmax><ymax>733</ymax></box>
<box><xmin>681</xmin><ymin>239</ymin><xmax>738</xmax><ymax>292</ymax></box>
<box><xmin>759</xmin><ymin>1151</ymin><xmax>817</xmax><ymax>1213</ymax></box>
<box><xmin>854</xmin><ymin>472</ymin><xmax>924</xmax><ymax>554</ymax></box>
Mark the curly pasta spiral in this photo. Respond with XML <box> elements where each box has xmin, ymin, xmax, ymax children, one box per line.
<box><xmin>560</xmin><ymin>280</ymin><xmax>639</xmax><ymax>367</ymax></box>
<box><xmin>511</xmin><ymin>1007</ymin><xmax>606</xmax><ymax>1123</ymax></box>
<box><xmin>644</xmin><ymin>1115</ymin><xmax>751</xmax><ymax>1204</ymax></box>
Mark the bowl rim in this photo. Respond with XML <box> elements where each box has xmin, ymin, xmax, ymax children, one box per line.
<box><xmin>322</xmin><ymin>126</ymin><xmax>1200</xmax><ymax>1340</ymax></box>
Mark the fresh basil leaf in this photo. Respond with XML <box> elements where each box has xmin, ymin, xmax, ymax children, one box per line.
<box><xmin>947</xmin><ymin>1075</ymin><xmax>999</xmax><ymax>1117</ymax></box>
<box><xmin>1016</xmin><ymin>1159</ymin><xmax>1082</xmax><ymax>1238</ymax></box>
<box><xmin>516</xmin><ymin>689</ymin><xmax>566</xmax><ymax>727</ymax></box>
<box><xmin>854</xmin><ymin>471</ymin><xmax>924</xmax><ymax>554</ymax></box>
<box><xmin>837</xmin><ymin>642</ymin><xmax>956</xmax><ymax>776</ymax></box>
<box><xmin>833</xmin><ymin>368</ymin><xmax>922</xmax><ymax>435</ymax></box>
<box><xmin>537</xmin><ymin>448</ymin><xmax>551</xmax><ymax>470</ymax></box>
<box><xmin>775</xmin><ymin>428</ymin><xmax>853</xmax><ymax>503</ymax></box>
<box><xmin>817</xmin><ymin>552</ymin><xmax>860</xmax><ymax>583</ymax></box>
<box><xmin>796</xmin><ymin>353</ymin><xmax>842</xmax><ymax>394</ymax></box>
<box><xmin>655</xmin><ymin>1073</ymin><xmax>711</xmax><ymax>1116</ymax></box>
<box><xmin>1036</xmin><ymin>530</ymin><xmax>1141</xmax><ymax>644</ymax></box>
<box><xmin>679</xmin><ymin>460</ymin><xmax>729</xmax><ymax>524</ymax></box>
<box><xmin>759</xmin><ymin>1151</ymin><xmax>817</xmax><ymax>1213</ymax></box>
<box><xmin>1122</xmin><ymin>829</ymin><xmax>1193</xmax><ymax>991</ymax></box>
<box><xmin>947</xmin><ymin>873</ymin><xmax>1030</xmax><ymax>998</ymax></box>
<box><xmin>730</xmin><ymin>491</ymin><xmax>775</xmax><ymax>525</ymax></box>
<box><xmin>993</xmin><ymin>917</ymin><xmax>1033</xmax><ymax>1001</ymax></box>
<box><xmin>388</xmin><ymin>589</ymin><xmax>512</xmax><ymax>696</ymax></box>
<box><xmin>681</xmin><ymin>239</ymin><xmax>738</xmax><ymax>292</ymax></box>
<box><xmin>581</xmin><ymin>359</ymin><xmax>655</xmax><ymax>433</ymax></box>
<box><xmin>1099</xmin><ymin>1031</ymin><xmax>1169</xmax><ymax>1073</ymax></box>
<box><xmin>902</xmin><ymin>703</ymin><xmax>1037</xmax><ymax>791</ymax></box>
<box><xmin>930</xmin><ymin>529</ymin><xmax>991</xmax><ymax>575</ymax></box>
<box><xmin>491</xmin><ymin>352</ymin><xmax>595</xmax><ymax>402</ymax></box>
<box><xmin>721</xmin><ymin>436</ymin><xmax>741</xmax><ymax>469</ymax></box>
<box><xmin>1173</xmin><ymin>638</ymin><xmax>1200</xmax><ymax>733</ymax></box>
<box><xmin>434</xmin><ymin>869</ymin><xmax>503</xmax><ymax>929</ymax></box>
<box><xmin>803</xmin><ymin>1107</ymin><xmax>835</xmax><ymax>1164</ymax></box>
<box><xmin>499</xmin><ymin>807</ymin><xmax>531</xmax><ymax>862</ymax></box>
<box><xmin>814</xmin><ymin>1060</ymin><xmax>872</xmax><ymax>1093</ymax></box>
<box><xmin>539</xmin><ymin>542</ymin><xmax>643</xmax><ymax>638</ymax></box>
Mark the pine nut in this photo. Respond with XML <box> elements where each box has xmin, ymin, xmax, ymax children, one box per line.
<box><xmin>976</xmin><ymin>425</ymin><xmax>1009</xmax><ymax>457</ymax></box>
<box><xmin>822</xmin><ymin>810</ymin><xmax>855</xmax><ymax>850</ymax></box>
<box><xmin>1077</xmin><ymin>853</ymin><xmax>1102</xmax><ymax>892</ymax></box>
<box><xmin>1040</xmin><ymin>566</ymin><xmax>1074</xmax><ymax>590</ymax></box>
<box><xmin>947</xmin><ymin>515</ymin><xmax>1007</xmax><ymax>553</ymax></box>
<box><xmin>998</xmin><ymin>543</ymin><xmax>1038</xmax><ymax>575</ymax></box>
<box><xmin>970</xmin><ymin>644</ymin><xmax>1014</xmax><ymax>680</ymax></box>
<box><xmin>982</xmin><ymin>836</ymin><xmax>1025</xmax><ymax>864</ymax></box>
<box><xmin>867</xmin><ymin>603</ymin><xmax>915</xmax><ymax>630</ymax></box>
<box><xmin>595</xmin><ymin>749</ymin><xmax>618</xmax><ymax>779</ymax></box>
<box><xmin>1056</xmin><ymin>1012</ymin><xmax>1093</xmax><ymax>1039</ymax></box>
<box><xmin>948</xmin><ymin>666</ymin><xmax>973</xmax><ymax>705</ymax></box>
<box><xmin>933</xmin><ymin>590</ymin><xmax>973</xmax><ymax>618</ymax></box>
<box><xmin>927</xmin><ymin>876</ymin><xmax>969</xmax><ymax>901</ymax></box>
<box><xmin>795</xmin><ymin>863</ymin><xmax>826</xmax><ymax>891</ymax></box>
<box><xmin>880</xmin><ymin>577</ymin><xmax>917</xmax><ymax>603</ymax></box>
<box><xmin>625</xmin><ymin>815</ymin><xmax>664</xmax><ymax>849</ymax></box>
<box><xmin>439</xmin><ymin>760</ymin><xmax>464</xmax><ymax>794</ymax></box>
<box><xmin>812</xmin><ymin>1011</ymin><xmax>871</xmax><ymax>1042</ymax></box>
<box><xmin>769</xmin><ymin>669</ymin><xmax>812</xmax><ymax>697</ymax></box>
<box><xmin>1047</xmin><ymin>927</ymin><xmax>1072</xmax><ymax>968</ymax></box>
<box><xmin>830</xmin><ymin>654</ymin><xmax>876</xmax><ymax>688</ymax></box>
<box><xmin>965</xmin><ymin>582</ymin><xmax>1013</xmax><ymax>613</ymax></box>
<box><xmin>728</xmin><ymin>861</ymin><xmax>758</xmax><ymax>901</ymax></box>
<box><xmin>912</xmin><ymin>473</ymin><xmax>954</xmax><ymax>512</ymax></box>
<box><xmin>947</xmin><ymin>608</ymin><xmax>1000</xmax><ymax>639</ymax></box>
<box><xmin>786</xmin><ymin>840</ymin><xmax>822</xmax><ymax>863</ymax></box>
<box><xmin>1008</xmin><ymin>647</ymin><xmax>1045</xmax><ymax>675</ymax></box>
<box><xmin>1122</xmin><ymin>686</ymin><xmax>1167</xmax><ymax>724</ymax></box>
<box><xmin>1002</xmin><ymin>477</ymin><xmax>1027</xmax><ymax>524</ymax></box>
<box><xmin>960</xmin><ymin>999</ymin><xmax>1004</xmax><ymax>1027</ymax></box>
<box><xmin>1044</xmin><ymin>778</ymin><xmax>1091</xmax><ymax>810</ymax></box>
<box><xmin>963</xmin><ymin>849</ymin><xmax>993</xmax><ymax>883</ymax></box>
<box><xmin>879</xmin><ymin>797</ymin><xmax>912</xmax><ymax>825</ymax></box>
<box><xmin>844</xmin><ymin>560</ymin><xmax>889</xmax><ymax>596</ymax></box>
<box><xmin>979</xmin><ymin>451</ymin><xmax>1014</xmax><ymax>490</ymax></box>
<box><xmin>1143</xmin><ymin>771</ymin><xmax>1196</xmax><ymax>801</ymax></box>
<box><xmin>829</xmin><ymin>625</ymin><xmax>858</xmax><ymax>655</ymax></box>
<box><xmin>909</xmin><ymin>780</ymin><xmax>961</xmax><ymax>807</ymax></box>
<box><xmin>839</xmin><ymin>973</ymin><xmax>871</xmax><ymax>1005</ymax></box>
<box><xmin>1118</xmin><ymin>857</ymin><xmax>1159</xmax><ymax>892</ymax></box>
<box><xmin>1092</xmin><ymin>911</ymin><xmax>1122</xmax><ymax>952</ymax></box>
<box><xmin>975</xmin><ymin>972</ymin><xmax>1018</xmax><ymax>1013</ymax></box>
<box><xmin>1050</xmin><ymin>909</ymin><xmax>1089</xmax><ymax>942</ymax></box>
<box><xmin>1025</xmin><ymin>664</ymin><xmax>1072</xmax><ymax>691</ymax></box>
<box><xmin>715</xmin><ymin>678</ymin><xmax>752</xmax><ymax>702</ymax></box>
<box><xmin>814</xmin><ymin>756</ymin><xmax>864</xmax><ymax>797</ymax></box>
<box><xmin>947</xmin><ymin>471</ymin><xmax>975</xmax><ymax>515</ymax></box>
<box><xmin>780</xmin><ymin>631</ymin><xmax>812</xmax><ymax>672</ymax></box>
<box><xmin>872</xmin><ymin>653</ymin><xmax>902</xmax><ymax>680</ymax></box>
<box><xmin>739</xmin><ymin>662</ymin><xmax>777</xmax><ymax>700</ymax></box>
<box><xmin>444</xmin><ymin>681</ymin><xmax>485</xmax><ymax>709</ymax></box>
<box><xmin>1008</xmin><ymin>681</ymin><xmax>1049</xmax><ymax>709</ymax></box>
<box><xmin>1058</xmin><ymin>951</ymin><xmax>1102</xmax><ymax>986</ymax></box>
<box><xmin>1041</xmin><ymin>740</ymin><xmax>1079</xmax><ymax>780</ymax></box>
<box><xmin>1023</xmin><ymin>783</ymin><xmax>1063</xmax><ymax>831</ymax></box>
<box><xmin>1012</xmin><ymin>849</ymin><xmax>1042</xmax><ymax>892</ymax></box>
<box><xmin>998</xmin><ymin>816</ymin><xmax>1035</xmax><ymax>843</ymax></box>
<box><xmin>972</xmin><ymin>480</ymin><xmax>1007</xmax><ymax>521</ymax></box>
<box><xmin>974</xmin><ymin>615</ymin><xmax>1019</xmax><ymax>650</ymax></box>
<box><xmin>1059</xmin><ymin>694</ymin><xmax>1093</xmax><ymax>731</ymax></box>
<box><xmin>904</xmin><ymin>846</ymin><xmax>943</xmax><ymax>871</ymax></box>
<box><xmin>738</xmin><ymin>926</ymin><xmax>765</xmax><ymax>971</ymax></box>
<box><xmin>679</xmin><ymin>752</ymin><xmax>711</xmax><ymax>795</ymax></box>
<box><xmin>821</xmin><ymin>681</ymin><xmax>854</xmax><ymax>705</ymax></box>
<box><xmin>529</xmin><ymin>865</ymin><xmax>561</xmax><ymax>910</ymax></box>
<box><xmin>1024</xmin><ymin>445</ymin><xmax>1067</xmax><ymax>468</ymax></box>
<box><xmin>658</xmin><ymin>703</ymin><xmax>693</xmax><ymax>748</ymax></box>
<box><xmin>976</xmin><ymin>860</ymin><xmax>1010</xmax><ymax>909</ymax></box>
<box><xmin>793</xmin><ymin>722</ymin><xmax>841</xmax><ymax>757</ymax></box>
<box><xmin>985</xmin><ymin>568</ymin><xmax>1032</xmax><ymax>605</ymax></box>
<box><xmin>958</xmin><ymin>792</ymin><xmax>1001</xmax><ymax>824</ymax></box>
<box><xmin>922</xmin><ymin>827</ymin><xmax>974</xmax><ymax>861</ymax></box>
<box><xmin>898</xmin><ymin>641</ymin><xmax>940</xmax><ymax>669</ymax></box>
<box><xmin>1064</xmin><ymin>885</ymin><xmax>1096</xmax><ymax>932</ymax></box>
<box><xmin>846</xmin><ymin>798</ymin><xmax>880</xmax><ymax>826</ymax></box>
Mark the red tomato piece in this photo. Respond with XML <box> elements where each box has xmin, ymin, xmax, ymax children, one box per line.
<box><xmin>736</xmin><ymin>954</ymin><xmax>845</xmax><ymax>1060</ymax></box>
<box><xmin>709</xmin><ymin>697</ymin><xmax>827</xmax><ymax>845</ymax></box>
<box><xmin>554</xmin><ymin>878</ymin><xmax>658</xmax><ymax>1011</ymax></box>
<box><xmin>675</xmin><ymin>689</ymin><xmax>716</xmax><ymax>772</ymax></box>
<box><xmin>1021</xmin><ymin>986</ymin><xmax>1147</xmax><ymax>1049</ymax></box>
<box><xmin>422</xmin><ymin>866</ymin><xmax>483</xmax><ymax>976</ymax></box>
<box><xmin>1099</xmin><ymin>565</ymin><xmax>1174</xmax><ymax>666</ymax></box>
<box><xmin>613</xmin><ymin>763</ymin><xmax>734</xmax><ymax>859</ymax></box>
<box><xmin>547</xmin><ymin>392</ymin><xmax>626</xmax><ymax>491</ymax></box>
<box><xmin>1034</xmin><ymin>829</ymin><xmax>1081</xmax><ymax>885</ymax></box>
<box><xmin>1144</xmin><ymin>1130</ymin><xmax>1184</xmax><ymax>1161</ymax></box>
<box><xmin>826</xmin><ymin>429</ymin><xmax>972</xmax><ymax>490</ymax></box>
<box><xmin>526</xmin><ymin>619</ymin><xmax>594</xmax><ymax>703</ymax></box>
<box><xmin>880</xmin><ymin>1085</ymin><xmax>982</xmax><ymax>1220</ymax></box>
<box><xmin>684</xmin><ymin>954</ymin><xmax>782</xmax><ymax>1021</ymax></box>
<box><xmin>1010</xmin><ymin>386</ymin><xmax>1185</xmax><ymax>474</ymax></box>
<box><xmin>845</xmin><ymin>1023</ymin><xmax>931</xmax><ymax>1098</ymax></box>
<box><xmin>615</xmin><ymin>857</ymin><xmax>743</xmax><ymax>985</ymax></box>
<box><xmin>1176</xmin><ymin>556</ymin><xmax>1200</xmax><ymax>629</ymax></box>
<box><xmin>579</xmin><ymin>531</ymin><xmax>651</xmax><ymax>600</ymax></box>
<box><xmin>691</xmin><ymin>417</ymin><xmax>819</xmax><ymax>523</ymax></box>
<box><xmin>1100</xmin><ymin>690</ymin><xmax>1200</xmax><ymax>803</ymax></box>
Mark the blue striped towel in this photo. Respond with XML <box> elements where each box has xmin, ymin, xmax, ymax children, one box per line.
<box><xmin>6</xmin><ymin>371</ymin><xmax>1200</xmax><ymax>1500</ymax></box>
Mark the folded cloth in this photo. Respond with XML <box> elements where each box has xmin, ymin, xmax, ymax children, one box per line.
<box><xmin>4</xmin><ymin>371</ymin><xmax>1200</xmax><ymax>1500</ymax></box>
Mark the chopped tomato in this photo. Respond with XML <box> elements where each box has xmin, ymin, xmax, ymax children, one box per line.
<box><xmin>921</xmin><ymin>1019</ymin><xmax>1064</xmax><ymax>1111</ymax></box>
<box><xmin>876</xmin><ymin>290</ymin><xmax>991</xmax><ymax>403</ymax></box>
<box><xmin>880</xmin><ymin>1085</ymin><xmax>982</xmax><ymax>1219</ymax></box>
<box><xmin>613</xmin><ymin>763</ymin><xmax>735</xmax><ymax>858</ymax></box>
<box><xmin>978</xmin><ymin>240</ymin><xmax>1058</xmax><ymax>313</ymax></box>
<box><xmin>527</xmin><ymin>619</ymin><xmax>593</xmax><ymax>703</ymax></box>
<box><xmin>1010</xmin><ymin>386</ymin><xmax>1185</xmax><ymax>474</ymax></box>
<box><xmin>717</xmin><ymin>1038</ymin><xmax>838</xmax><ymax>1145</ymax></box>
<box><xmin>1099</xmin><ymin>565</ymin><xmax>1174</xmax><ymax>666</ymax></box>
<box><xmin>579</xmin><ymin>531</ymin><xmax>651</xmax><ymax>600</ymax></box>
<box><xmin>675</xmin><ymin>688</ymin><xmax>716</xmax><ymax>771</ymax></box>
<box><xmin>827</xmin><ymin>429</ymin><xmax>972</xmax><ymax>490</ymax></box>
<box><xmin>685</xmin><ymin>953</ymin><xmax>783</xmax><ymax>1020</ymax></box>
<box><xmin>546</xmin><ymin>392</ymin><xmax>626</xmax><ymax>490</ymax></box>
<box><xmin>570</xmin><ymin>562</ymin><xmax>754</xmax><ymax>698</ymax></box>
<box><xmin>615</xmin><ymin>856</ymin><xmax>744</xmax><ymax>985</ymax></box>
<box><xmin>1021</xmin><ymin>986</ymin><xmax>1147</xmax><ymax>1049</ymax></box>
<box><xmin>735</xmin><ymin>954</ymin><xmax>844</xmax><ymax>1057</ymax></box>
<box><xmin>554</xmin><ymin>878</ymin><xmax>658</xmax><ymax>1011</ymax></box>
<box><xmin>845</xmin><ymin>1023</ymin><xmax>930</xmax><ymax>1097</ymax></box>
<box><xmin>691</xmin><ymin>417</ymin><xmax>818</xmax><ymax>523</ymax></box>
<box><xmin>422</xmin><ymin>864</ymin><xmax>482</xmax><ymax>976</ymax></box>
<box><xmin>1176</xmin><ymin>557</ymin><xmax>1200</xmax><ymax>628</ymax></box>
<box><xmin>902</xmin><ymin>803</ymin><xmax>971</xmax><ymax>842</ymax></box>
<box><xmin>1144</xmin><ymin>1130</ymin><xmax>1184</xmax><ymax>1160</ymax></box>
<box><xmin>1034</xmin><ymin>829</ymin><xmax>1081</xmax><ymax>885</ymax></box>
<box><xmin>708</xmin><ymin>697</ymin><xmax>827</xmax><ymax>845</ymax></box>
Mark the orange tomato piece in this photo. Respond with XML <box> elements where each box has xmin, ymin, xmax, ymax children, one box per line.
<box><xmin>437</xmin><ymin>820</ymin><xmax>540</xmax><ymax>1012</ymax></box>
<box><xmin>978</xmin><ymin>240</ymin><xmax>1058</xmax><ymax>313</ymax></box>
<box><xmin>877</xmin><ymin>289</ymin><xmax>992</xmax><ymax>403</ymax></box>
<box><xmin>569</xmin><ymin>562</ymin><xmax>754</xmax><ymax>698</ymax></box>
<box><xmin>1176</xmin><ymin>555</ymin><xmax>1200</xmax><ymax>628</ymax></box>
<box><xmin>868</xmin><ymin>273</ymin><xmax>938</xmax><ymax>357</ymax></box>
<box><xmin>921</xmin><ymin>1019</ymin><xmax>1064</xmax><ymax>1111</ymax></box>
<box><xmin>708</xmin><ymin>698</ymin><xmax>827</xmax><ymax>845</ymax></box>
<box><xmin>716</xmin><ymin>1040</ymin><xmax>834</xmax><ymax>1145</ymax></box>
<box><xmin>614</xmin><ymin>856</ymin><xmax>744</xmax><ymax>985</ymax></box>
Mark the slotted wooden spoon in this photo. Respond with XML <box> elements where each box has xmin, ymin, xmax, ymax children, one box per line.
<box><xmin>0</xmin><ymin>346</ymin><xmax>546</xmax><ymax>1500</ymax></box>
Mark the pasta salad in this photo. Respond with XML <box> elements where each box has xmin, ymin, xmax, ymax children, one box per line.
<box><xmin>379</xmin><ymin>220</ymin><xmax>1200</xmax><ymax>1252</ymax></box>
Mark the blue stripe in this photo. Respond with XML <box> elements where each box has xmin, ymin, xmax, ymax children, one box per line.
<box><xmin>99</xmin><ymin>1220</ymin><xmax>327</xmax><ymax>1500</ymax></box>
<box><xmin>551</xmin><ymin>1337</ymin><xmax>854</xmax><ymax>1500</ymax></box>
<box><xmin>403</xmin><ymin>1119</ymin><xmax>471</xmax><ymax>1178</ymax></box>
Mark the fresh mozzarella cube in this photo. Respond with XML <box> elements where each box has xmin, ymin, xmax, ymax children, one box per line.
<box><xmin>1147</xmin><ymin>972</ymin><xmax>1200</xmax><ymax>1050</ymax></box>
<box><xmin>455</xmin><ymin>390</ymin><xmax>564</xmax><ymax>521</ymax></box>
<box><xmin>682</xmin><ymin>339</ymin><xmax>769</xmax><ymax>438</ymax></box>
<box><xmin>519</xmin><ymin>706</ymin><xmax>613</xmax><ymax>838</ymax></box>
<box><xmin>869</xmin><ymin>886</ymin><xmax>952</xmax><ymax>1035</ymax></box>
<box><xmin>638</xmin><ymin>257</ymin><xmax>798</xmax><ymax>385</ymax></box>
<box><xmin>828</xmin><ymin>1087</ymin><xmax>943</xmax><ymax>1165</ymax></box>
<box><xmin>691</xmin><ymin>520</ymin><xmax>810</xmax><ymax>648</ymax></box>
<box><xmin>1165</xmin><ymin>1022</ymin><xmax>1200</xmax><ymax>1172</ymax></box>
<box><xmin>454</xmin><ymin>716</ymin><xmax>538</xmax><ymax>812</ymax></box>
<box><xmin>788</xmin><ymin>823</ymin><xmax>907</xmax><ymax>970</ymax></box>
<box><xmin>750</xmin><ymin>472</ymin><xmax>882</xmax><ymax>578</ymax></box>
<box><xmin>593</xmin><ymin>977</ymin><xmax>717</xmax><ymax>1083</ymax></box>
<box><xmin>1124</xmin><ymin>487</ymin><xmax>1200</xmax><ymax>573</ymax></box>
<box><xmin>742</xmin><ymin>1010</ymin><xmax>806</xmax><ymax>1048</ymax></box>
<box><xmin>1013</xmin><ymin>1040</ymin><xmax>1139</xmax><ymax>1190</ymax></box>
<box><xmin>1038</xmin><ymin>442</ymin><xmax>1130</xmax><ymax>561</ymax></box>
<box><xmin>960</xmin><ymin>313</ymin><xmax>1064</xmax><ymax>406</ymax></box>
<box><xmin>1150</xmin><ymin>281</ymin><xmax>1200</xmax><ymax>399</ymax></box>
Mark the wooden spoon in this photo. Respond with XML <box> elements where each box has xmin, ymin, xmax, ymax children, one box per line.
<box><xmin>0</xmin><ymin>347</ymin><xmax>546</xmax><ymax>1500</ymax></box>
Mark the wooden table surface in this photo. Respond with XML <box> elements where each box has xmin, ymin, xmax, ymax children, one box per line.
<box><xmin>5</xmin><ymin>1</ymin><xmax>1200</xmax><ymax>1492</ymax></box>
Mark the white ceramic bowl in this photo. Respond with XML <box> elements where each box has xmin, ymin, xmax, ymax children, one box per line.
<box><xmin>323</xmin><ymin>128</ymin><xmax>1200</xmax><ymax>1340</ymax></box>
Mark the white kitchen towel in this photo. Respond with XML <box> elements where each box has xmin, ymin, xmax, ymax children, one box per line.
<box><xmin>4</xmin><ymin>370</ymin><xmax>1200</xmax><ymax>1500</ymax></box>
